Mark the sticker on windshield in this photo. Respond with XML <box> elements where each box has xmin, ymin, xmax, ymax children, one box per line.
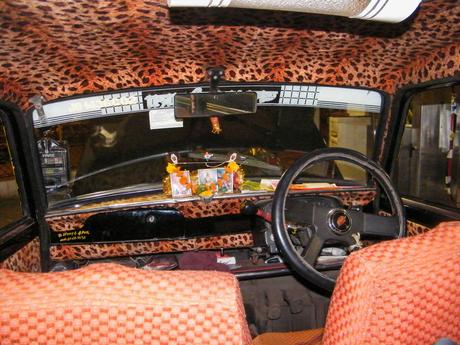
<box><xmin>149</xmin><ymin>109</ymin><xmax>183</xmax><ymax>130</ymax></box>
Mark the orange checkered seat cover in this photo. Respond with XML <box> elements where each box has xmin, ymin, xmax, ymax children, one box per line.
<box><xmin>0</xmin><ymin>264</ymin><xmax>251</xmax><ymax>345</ymax></box>
<box><xmin>322</xmin><ymin>221</ymin><xmax>460</xmax><ymax>345</ymax></box>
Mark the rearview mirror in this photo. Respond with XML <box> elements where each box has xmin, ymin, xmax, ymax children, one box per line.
<box><xmin>174</xmin><ymin>92</ymin><xmax>257</xmax><ymax>119</ymax></box>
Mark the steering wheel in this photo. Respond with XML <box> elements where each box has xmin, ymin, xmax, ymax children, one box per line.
<box><xmin>271</xmin><ymin>148</ymin><xmax>405</xmax><ymax>292</ymax></box>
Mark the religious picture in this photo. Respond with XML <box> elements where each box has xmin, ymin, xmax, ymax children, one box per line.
<box><xmin>217</xmin><ymin>168</ymin><xmax>233</xmax><ymax>193</ymax></box>
<box><xmin>170</xmin><ymin>171</ymin><xmax>192</xmax><ymax>198</ymax></box>
<box><xmin>198</xmin><ymin>168</ymin><xmax>218</xmax><ymax>192</ymax></box>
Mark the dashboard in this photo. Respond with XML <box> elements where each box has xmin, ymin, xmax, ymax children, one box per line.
<box><xmin>46</xmin><ymin>188</ymin><xmax>376</xmax><ymax>266</ymax></box>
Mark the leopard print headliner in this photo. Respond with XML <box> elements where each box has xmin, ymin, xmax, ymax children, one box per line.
<box><xmin>0</xmin><ymin>0</ymin><xmax>459</xmax><ymax>110</ymax></box>
<box><xmin>50</xmin><ymin>232</ymin><xmax>253</xmax><ymax>260</ymax></box>
<box><xmin>46</xmin><ymin>191</ymin><xmax>376</xmax><ymax>233</ymax></box>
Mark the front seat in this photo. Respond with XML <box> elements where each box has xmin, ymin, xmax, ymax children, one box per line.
<box><xmin>1</xmin><ymin>222</ymin><xmax>459</xmax><ymax>345</ymax></box>
<box><xmin>254</xmin><ymin>221</ymin><xmax>460</xmax><ymax>345</ymax></box>
<box><xmin>0</xmin><ymin>264</ymin><xmax>252</xmax><ymax>344</ymax></box>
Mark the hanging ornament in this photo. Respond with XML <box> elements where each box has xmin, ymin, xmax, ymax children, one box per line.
<box><xmin>210</xmin><ymin>116</ymin><xmax>222</xmax><ymax>134</ymax></box>
<box><xmin>166</xmin><ymin>153</ymin><xmax>180</xmax><ymax>173</ymax></box>
<box><xmin>204</xmin><ymin>151</ymin><xmax>214</xmax><ymax>161</ymax></box>
<box><xmin>226</xmin><ymin>152</ymin><xmax>240</xmax><ymax>173</ymax></box>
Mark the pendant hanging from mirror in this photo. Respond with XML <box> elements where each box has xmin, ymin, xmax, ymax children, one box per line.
<box><xmin>210</xmin><ymin>116</ymin><xmax>222</xmax><ymax>134</ymax></box>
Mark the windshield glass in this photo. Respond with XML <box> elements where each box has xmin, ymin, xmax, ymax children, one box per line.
<box><xmin>32</xmin><ymin>84</ymin><xmax>382</xmax><ymax>205</ymax></box>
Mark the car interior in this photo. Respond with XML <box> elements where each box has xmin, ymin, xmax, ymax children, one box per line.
<box><xmin>0</xmin><ymin>0</ymin><xmax>459</xmax><ymax>344</ymax></box>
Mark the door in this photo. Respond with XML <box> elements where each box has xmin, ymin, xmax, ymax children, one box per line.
<box><xmin>389</xmin><ymin>79</ymin><xmax>460</xmax><ymax>233</ymax></box>
<box><xmin>0</xmin><ymin>103</ymin><xmax>47</xmax><ymax>272</ymax></box>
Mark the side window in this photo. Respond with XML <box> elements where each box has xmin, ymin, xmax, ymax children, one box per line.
<box><xmin>0</xmin><ymin>118</ymin><xmax>23</xmax><ymax>228</ymax></box>
<box><xmin>393</xmin><ymin>85</ymin><xmax>459</xmax><ymax>209</ymax></box>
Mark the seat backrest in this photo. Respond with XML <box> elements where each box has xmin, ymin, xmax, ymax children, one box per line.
<box><xmin>0</xmin><ymin>263</ymin><xmax>251</xmax><ymax>345</ymax></box>
<box><xmin>323</xmin><ymin>221</ymin><xmax>460</xmax><ymax>345</ymax></box>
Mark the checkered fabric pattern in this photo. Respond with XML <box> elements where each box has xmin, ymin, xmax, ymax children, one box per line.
<box><xmin>0</xmin><ymin>263</ymin><xmax>251</xmax><ymax>345</ymax></box>
<box><xmin>322</xmin><ymin>221</ymin><xmax>460</xmax><ymax>345</ymax></box>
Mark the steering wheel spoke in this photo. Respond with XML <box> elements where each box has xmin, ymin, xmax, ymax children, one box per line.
<box><xmin>359</xmin><ymin>213</ymin><xmax>400</xmax><ymax>238</ymax></box>
<box><xmin>302</xmin><ymin>234</ymin><xmax>324</xmax><ymax>265</ymax></box>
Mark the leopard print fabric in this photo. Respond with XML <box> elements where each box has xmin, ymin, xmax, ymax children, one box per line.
<box><xmin>406</xmin><ymin>220</ymin><xmax>432</xmax><ymax>237</ymax></box>
<box><xmin>50</xmin><ymin>232</ymin><xmax>253</xmax><ymax>260</ymax></box>
<box><xmin>46</xmin><ymin>191</ymin><xmax>376</xmax><ymax>233</ymax></box>
<box><xmin>392</xmin><ymin>43</ymin><xmax>460</xmax><ymax>92</ymax></box>
<box><xmin>0</xmin><ymin>0</ymin><xmax>458</xmax><ymax>109</ymax></box>
<box><xmin>379</xmin><ymin>210</ymin><xmax>433</xmax><ymax>237</ymax></box>
<box><xmin>0</xmin><ymin>237</ymin><xmax>41</xmax><ymax>272</ymax></box>
<box><xmin>47</xmin><ymin>213</ymin><xmax>97</xmax><ymax>233</ymax></box>
<box><xmin>325</xmin><ymin>191</ymin><xmax>376</xmax><ymax>207</ymax></box>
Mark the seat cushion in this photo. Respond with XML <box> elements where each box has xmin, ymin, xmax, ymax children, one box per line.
<box><xmin>323</xmin><ymin>221</ymin><xmax>460</xmax><ymax>345</ymax></box>
<box><xmin>0</xmin><ymin>263</ymin><xmax>251</xmax><ymax>345</ymax></box>
<box><xmin>252</xmin><ymin>328</ymin><xmax>323</xmax><ymax>345</ymax></box>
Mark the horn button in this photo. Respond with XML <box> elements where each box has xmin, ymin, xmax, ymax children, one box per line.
<box><xmin>328</xmin><ymin>209</ymin><xmax>352</xmax><ymax>235</ymax></box>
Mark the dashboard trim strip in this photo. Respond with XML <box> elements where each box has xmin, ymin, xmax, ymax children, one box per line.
<box><xmin>49</xmin><ymin>232</ymin><xmax>254</xmax><ymax>261</ymax></box>
<box><xmin>46</xmin><ymin>188</ymin><xmax>377</xmax><ymax>218</ymax></box>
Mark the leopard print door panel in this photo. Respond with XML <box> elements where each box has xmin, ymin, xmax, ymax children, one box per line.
<box><xmin>0</xmin><ymin>238</ymin><xmax>41</xmax><ymax>272</ymax></box>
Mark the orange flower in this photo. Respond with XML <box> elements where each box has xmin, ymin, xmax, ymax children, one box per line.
<box><xmin>166</xmin><ymin>163</ymin><xmax>179</xmax><ymax>174</ymax></box>
<box><xmin>180</xmin><ymin>176</ymin><xmax>187</xmax><ymax>185</ymax></box>
<box><xmin>227</xmin><ymin>161</ymin><xmax>239</xmax><ymax>172</ymax></box>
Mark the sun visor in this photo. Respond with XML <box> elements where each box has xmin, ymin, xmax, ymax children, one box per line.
<box><xmin>167</xmin><ymin>0</ymin><xmax>422</xmax><ymax>23</ymax></box>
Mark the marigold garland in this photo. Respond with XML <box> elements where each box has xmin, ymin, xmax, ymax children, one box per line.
<box><xmin>165</xmin><ymin>154</ymin><xmax>241</xmax><ymax>197</ymax></box>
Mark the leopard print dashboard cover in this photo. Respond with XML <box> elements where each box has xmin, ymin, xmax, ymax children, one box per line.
<box><xmin>46</xmin><ymin>191</ymin><xmax>377</xmax><ymax>232</ymax></box>
<box><xmin>47</xmin><ymin>190</ymin><xmax>376</xmax><ymax>260</ymax></box>
<box><xmin>0</xmin><ymin>0</ymin><xmax>459</xmax><ymax>109</ymax></box>
<box><xmin>49</xmin><ymin>233</ymin><xmax>253</xmax><ymax>260</ymax></box>
<box><xmin>50</xmin><ymin>219</ymin><xmax>433</xmax><ymax>261</ymax></box>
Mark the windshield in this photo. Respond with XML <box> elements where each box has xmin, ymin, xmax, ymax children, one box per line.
<box><xmin>33</xmin><ymin>84</ymin><xmax>382</xmax><ymax>205</ymax></box>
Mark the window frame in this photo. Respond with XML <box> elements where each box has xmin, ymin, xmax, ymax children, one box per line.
<box><xmin>26</xmin><ymin>81</ymin><xmax>390</xmax><ymax>210</ymax></box>
<box><xmin>0</xmin><ymin>111</ymin><xmax>32</xmax><ymax>226</ymax></box>
<box><xmin>387</xmin><ymin>76</ymin><xmax>460</xmax><ymax>219</ymax></box>
<box><xmin>0</xmin><ymin>101</ymin><xmax>48</xmax><ymax>269</ymax></box>
<box><xmin>0</xmin><ymin>109</ymin><xmax>37</xmax><ymax>258</ymax></box>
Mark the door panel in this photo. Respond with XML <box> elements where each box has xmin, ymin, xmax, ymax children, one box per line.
<box><xmin>390</xmin><ymin>79</ymin><xmax>460</xmax><ymax>228</ymax></box>
<box><xmin>0</xmin><ymin>236</ymin><xmax>40</xmax><ymax>272</ymax></box>
<box><xmin>0</xmin><ymin>107</ymin><xmax>41</xmax><ymax>271</ymax></box>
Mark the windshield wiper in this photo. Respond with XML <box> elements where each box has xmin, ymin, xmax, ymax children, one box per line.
<box><xmin>49</xmin><ymin>182</ymin><xmax>165</xmax><ymax>209</ymax></box>
<box><xmin>48</xmin><ymin>150</ymin><xmax>191</xmax><ymax>192</ymax></box>
<box><xmin>48</xmin><ymin>149</ymin><xmax>283</xmax><ymax>193</ymax></box>
<box><xmin>186</xmin><ymin>152</ymin><xmax>282</xmax><ymax>173</ymax></box>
